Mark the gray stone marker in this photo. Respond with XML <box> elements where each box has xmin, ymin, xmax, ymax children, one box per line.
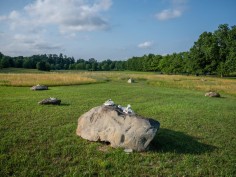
<box><xmin>38</xmin><ymin>97</ymin><xmax>61</xmax><ymax>105</ymax></box>
<box><xmin>31</xmin><ymin>84</ymin><xmax>48</xmax><ymax>90</ymax></box>
<box><xmin>205</xmin><ymin>92</ymin><xmax>220</xmax><ymax>97</ymax></box>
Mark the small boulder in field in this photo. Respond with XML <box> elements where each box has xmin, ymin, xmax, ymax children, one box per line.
<box><xmin>38</xmin><ymin>97</ymin><xmax>61</xmax><ymax>105</ymax></box>
<box><xmin>127</xmin><ymin>78</ymin><xmax>134</xmax><ymax>83</ymax></box>
<box><xmin>76</xmin><ymin>101</ymin><xmax>160</xmax><ymax>152</ymax></box>
<box><xmin>31</xmin><ymin>84</ymin><xmax>48</xmax><ymax>91</ymax></box>
<box><xmin>205</xmin><ymin>92</ymin><xmax>220</xmax><ymax>97</ymax></box>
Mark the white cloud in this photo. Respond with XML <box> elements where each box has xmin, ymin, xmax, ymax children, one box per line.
<box><xmin>155</xmin><ymin>0</ymin><xmax>187</xmax><ymax>21</ymax></box>
<box><xmin>138</xmin><ymin>41</ymin><xmax>153</xmax><ymax>49</ymax></box>
<box><xmin>155</xmin><ymin>9</ymin><xmax>182</xmax><ymax>20</ymax></box>
<box><xmin>0</xmin><ymin>0</ymin><xmax>112</xmax><ymax>56</ymax></box>
<box><xmin>0</xmin><ymin>33</ymin><xmax>63</xmax><ymax>56</ymax></box>
<box><xmin>24</xmin><ymin>0</ymin><xmax>112</xmax><ymax>33</ymax></box>
<box><xmin>0</xmin><ymin>0</ymin><xmax>112</xmax><ymax>37</ymax></box>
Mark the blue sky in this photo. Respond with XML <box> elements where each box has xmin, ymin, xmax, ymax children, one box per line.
<box><xmin>0</xmin><ymin>0</ymin><xmax>235</xmax><ymax>61</ymax></box>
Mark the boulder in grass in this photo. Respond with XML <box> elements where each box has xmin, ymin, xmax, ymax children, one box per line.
<box><xmin>76</xmin><ymin>101</ymin><xmax>160</xmax><ymax>152</ymax></box>
<box><xmin>205</xmin><ymin>92</ymin><xmax>220</xmax><ymax>97</ymax></box>
<box><xmin>31</xmin><ymin>84</ymin><xmax>48</xmax><ymax>91</ymax></box>
<box><xmin>38</xmin><ymin>97</ymin><xmax>61</xmax><ymax>105</ymax></box>
<box><xmin>127</xmin><ymin>78</ymin><xmax>134</xmax><ymax>84</ymax></box>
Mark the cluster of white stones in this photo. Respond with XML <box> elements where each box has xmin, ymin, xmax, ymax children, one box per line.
<box><xmin>104</xmin><ymin>99</ymin><xmax>134</xmax><ymax>115</ymax></box>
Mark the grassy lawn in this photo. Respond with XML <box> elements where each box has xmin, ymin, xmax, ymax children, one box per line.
<box><xmin>0</xmin><ymin>70</ymin><xmax>236</xmax><ymax>176</ymax></box>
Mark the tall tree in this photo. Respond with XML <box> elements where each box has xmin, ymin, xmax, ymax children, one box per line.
<box><xmin>36</xmin><ymin>61</ymin><xmax>50</xmax><ymax>71</ymax></box>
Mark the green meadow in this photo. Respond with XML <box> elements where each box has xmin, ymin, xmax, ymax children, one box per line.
<box><xmin>0</xmin><ymin>69</ymin><xmax>236</xmax><ymax>176</ymax></box>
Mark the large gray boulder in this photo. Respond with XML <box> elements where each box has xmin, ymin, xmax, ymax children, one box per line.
<box><xmin>76</xmin><ymin>105</ymin><xmax>160</xmax><ymax>151</ymax></box>
<box><xmin>38</xmin><ymin>97</ymin><xmax>61</xmax><ymax>105</ymax></box>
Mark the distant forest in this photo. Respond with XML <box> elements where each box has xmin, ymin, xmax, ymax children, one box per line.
<box><xmin>0</xmin><ymin>24</ymin><xmax>235</xmax><ymax>77</ymax></box>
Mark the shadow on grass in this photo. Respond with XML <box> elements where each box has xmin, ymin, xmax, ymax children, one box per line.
<box><xmin>149</xmin><ymin>128</ymin><xmax>216</xmax><ymax>154</ymax></box>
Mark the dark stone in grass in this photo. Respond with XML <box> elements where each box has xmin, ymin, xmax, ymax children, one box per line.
<box><xmin>31</xmin><ymin>84</ymin><xmax>48</xmax><ymax>90</ymax></box>
<box><xmin>38</xmin><ymin>97</ymin><xmax>61</xmax><ymax>105</ymax></box>
<box><xmin>205</xmin><ymin>92</ymin><xmax>220</xmax><ymax>97</ymax></box>
<box><xmin>76</xmin><ymin>104</ymin><xmax>160</xmax><ymax>152</ymax></box>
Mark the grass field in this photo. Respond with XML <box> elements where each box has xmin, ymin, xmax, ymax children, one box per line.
<box><xmin>0</xmin><ymin>69</ymin><xmax>236</xmax><ymax>176</ymax></box>
<box><xmin>1</xmin><ymin>68</ymin><xmax>236</xmax><ymax>96</ymax></box>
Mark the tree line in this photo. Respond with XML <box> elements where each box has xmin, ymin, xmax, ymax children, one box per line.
<box><xmin>0</xmin><ymin>52</ymin><xmax>127</xmax><ymax>71</ymax></box>
<box><xmin>0</xmin><ymin>24</ymin><xmax>235</xmax><ymax>76</ymax></box>
<box><xmin>126</xmin><ymin>24</ymin><xmax>236</xmax><ymax>77</ymax></box>
<box><xmin>0</xmin><ymin>53</ymin><xmax>75</xmax><ymax>71</ymax></box>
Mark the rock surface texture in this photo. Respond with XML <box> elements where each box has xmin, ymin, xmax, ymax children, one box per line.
<box><xmin>205</xmin><ymin>92</ymin><xmax>220</xmax><ymax>97</ymax></box>
<box><xmin>31</xmin><ymin>85</ymin><xmax>48</xmax><ymax>90</ymax></box>
<box><xmin>38</xmin><ymin>97</ymin><xmax>61</xmax><ymax>105</ymax></box>
<box><xmin>76</xmin><ymin>105</ymin><xmax>160</xmax><ymax>151</ymax></box>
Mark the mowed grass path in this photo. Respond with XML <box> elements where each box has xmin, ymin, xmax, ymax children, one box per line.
<box><xmin>0</xmin><ymin>80</ymin><xmax>236</xmax><ymax>176</ymax></box>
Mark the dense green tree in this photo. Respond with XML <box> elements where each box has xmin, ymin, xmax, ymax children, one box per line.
<box><xmin>224</xmin><ymin>25</ymin><xmax>236</xmax><ymax>74</ymax></box>
<box><xmin>36</xmin><ymin>61</ymin><xmax>50</xmax><ymax>71</ymax></box>
<box><xmin>0</xmin><ymin>53</ymin><xmax>3</xmax><ymax>69</ymax></box>
<box><xmin>69</xmin><ymin>64</ymin><xmax>76</xmax><ymax>70</ymax></box>
<box><xmin>14</xmin><ymin>56</ymin><xmax>24</xmax><ymax>68</ymax></box>
<box><xmin>1</xmin><ymin>56</ymin><xmax>10</xmax><ymax>68</ymax></box>
<box><xmin>76</xmin><ymin>63</ymin><xmax>85</xmax><ymax>70</ymax></box>
<box><xmin>189</xmin><ymin>32</ymin><xmax>219</xmax><ymax>74</ymax></box>
<box><xmin>22</xmin><ymin>58</ymin><xmax>33</xmax><ymax>68</ymax></box>
<box><xmin>114</xmin><ymin>61</ymin><xmax>124</xmax><ymax>70</ymax></box>
<box><xmin>101</xmin><ymin>63</ymin><xmax>109</xmax><ymax>70</ymax></box>
<box><xmin>85</xmin><ymin>63</ymin><xmax>91</xmax><ymax>70</ymax></box>
<box><xmin>158</xmin><ymin>55</ymin><xmax>173</xmax><ymax>74</ymax></box>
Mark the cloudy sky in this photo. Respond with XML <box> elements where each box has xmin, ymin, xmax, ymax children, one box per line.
<box><xmin>0</xmin><ymin>0</ymin><xmax>235</xmax><ymax>60</ymax></box>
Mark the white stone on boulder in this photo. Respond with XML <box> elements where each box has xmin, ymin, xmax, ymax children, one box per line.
<box><xmin>104</xmin><ymin>99</ymin><xmax>115</xmax><ymax>106</ymax></box>
<box><xmin>118</xmin><ymin>104</ymin><xmax>134</xmax><ymax>115</ymax></box>
<box><xmin>76</xmin><ymin>105</ymin><xmax>160</xmax><ymax>151</ymax></box>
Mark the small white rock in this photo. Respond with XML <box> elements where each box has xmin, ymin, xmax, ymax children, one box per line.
<box><xmin>123</xmin><ymin>104</ymin><xmax>134</xmax><ymax>114</ymax></box>
<box><xmin>124</xmin><ymin>149</ymin><xmax>133</xmax><ymax>153</ymax></box>
<box><xmin>50</xmin><ymin>97</ymin><xmax>56</xmax><ymax>100</ymax></box>
<box><xmin>104</xmin><ymin>99</ymin><xmax>115</xmax><ymax>106</ymax></box>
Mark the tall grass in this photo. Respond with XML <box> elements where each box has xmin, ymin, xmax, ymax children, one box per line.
<box><xmin>81</xmin><ymin>72</ymin><xmax>236</xmax><ymax>96</ymax></box>
<box><xmin>0</xmin><ymin>73</ymin><xmax>97</xmax><ymax>86</ymax></box>
<box><xmin>0</xmin><ymin>70</ymin><xmax>235</xmax><ymax>95</ymax></box>
<box><xmin>144</xmin><ymin>74</ymin><xmax>236</xmax><ymax>96</ymax></box>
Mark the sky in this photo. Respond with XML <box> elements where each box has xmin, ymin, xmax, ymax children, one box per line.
<box><xmin>0</xmin><ymin>0</ymin><xmax>236</xmax><ymax>61</ymax></box>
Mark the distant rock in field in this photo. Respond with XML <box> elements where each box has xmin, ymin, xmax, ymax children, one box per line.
<box><xmin>31</xmin><ymin>84</ymin><xmax>48</xmax><ymax>90</ymax></box>
<box><xmin>76</xmin><ymin>103</ymin><xmax>160</xmax><ymax>151</ymax></box>
<box><xmin>127</xmin><ymin>78</ymin><xmax>134</xmax><ymax>83</ymax></box>
<box><xmin>205</xmin><ymin>92</ymin><xmax>220</xmax><ymax>97</ymax></box>
<box><xmin>38</xmin><ymin>97</ymin><xmax>61</xmax><ymax>105</ymax></box>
